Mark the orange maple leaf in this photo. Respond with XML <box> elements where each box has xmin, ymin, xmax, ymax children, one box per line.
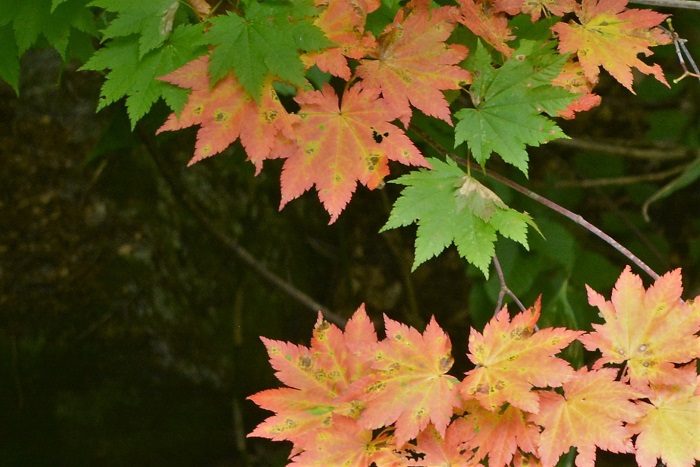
<box><xmin>629</xmin><ymin>364</ymin><xmax>700</xmax><ymax>467</ymax></box>
<box><xmin>279</xmin><ymin>83</ymin><xmax>428</xmax><ymax>223</ymax></box>
<box><xmin>551</xmin><ymin>0</ymin><xmax>672</xmax><ymax>92</ymax></box>
<box><xmin>460</xmin><ymin>398</ymin><xmax>541</xmax><ymax>467</ymax></box>
<box><xmin>247</xmin><ymin>306</ymin><xmax>377</xmax><ymax>443</ymax></box>
<box><xmin>532</xmin><ymin>367</ymin><xmax>646</xmax><ymax>467</ymax></box>
<box><xmin>457</xmin><ymin>0</ymin><xmax>515</xmax><ymax>57</ymax></box>
<box><xmin>302</xmin><ymin>0</ymin><xmax>379</xmax><ymax>80</ymax></box>
<box><xmin>355</xmin><ymin>0</ymin><xmax>470</xmax><ymax>126</ymax></box>
<box><xmin>578</xmin><ymin>266</ymin><xmax>700</xmax><ymax>390</ymax></box>
<box><xmin>353</xmin><ymin>314</ymin><xmax>461</xmax><ymax>446</ymax></box>
<box><xmin>459</xmin><ymin>299</ymin><xmax>582</xmax><ymax>413</ymax></box>
<box><xmin>157</xmin><ymin>56</ymin><xmax>292</xmax><ymax>172</ymax></box>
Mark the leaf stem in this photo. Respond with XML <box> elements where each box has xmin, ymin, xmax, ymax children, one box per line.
<box><xmin>492</xmin><ymin>255</ymin><xmax>528</xmax><ymax>315</ymax></box>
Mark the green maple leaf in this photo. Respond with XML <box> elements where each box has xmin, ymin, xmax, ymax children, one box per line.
<box><xmin>81</xmin><ymin>23</ymin><xmax>206</xmax><ymax>127</ymax></box>
<box><xmin>202</xmin><ymin>1</ymin><xmax>333</xmax><ymax>99</ymax></box>
<box><xmin>455</xmin><ymin>40</ymin><xmax>575</xmax><ymax>176</ymax></box>
<box><xmin>89</xmin><ymin>0</ymin><xmax>181</xmax><ymax>58</ymax></box>
<box><xmin>381</xmin><ymin>158</ymin><xmax>536</xmax><ymax>276</ymax></box>
<box><xmin>0</xmin><ymin>0</ymin><xmax>96</xmax><ymax>91</ymax></box>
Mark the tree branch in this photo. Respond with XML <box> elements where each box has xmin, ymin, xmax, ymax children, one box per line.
<box><xmin>411</xmin><ymin>126</ymin><xmax>661</xmax><ymax>281</ymax></box>
<box><xmin>492</xmin><ymin>255</ymin><xmax>527</xmax><ymax>315</ymax></box>
<box><xmin>137</xmin><ymin>126</ymin><xmax>347</xmax><ymax>326</ymax></box>
<box><xmin>629</xmin><ymin>0</ymin><xmax>700</xmax><ymax>10</ymax></box>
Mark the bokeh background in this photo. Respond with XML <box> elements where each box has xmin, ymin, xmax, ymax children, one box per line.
<box><xmin>1</xmin><ymin>8</ymin><xmax>699</xmax><ymax>466</ymax></box>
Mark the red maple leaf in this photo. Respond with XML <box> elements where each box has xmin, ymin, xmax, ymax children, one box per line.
<box><xmin>578</xmin><ymin>266</ymin><xmax>700</xmax><ymax>391</ymax></box>
<box><xmin>355</xmin><ymin>0</ymin><xmax>470</xmax><ymax>126</ymax></box>
<box><xmin>302</xmin><ymin>0</ymin><xmax>379</xmax><ymax>80</ymax></box>
<box><xmin>532</xmin><ymin>367</ymin><xmax>646</xmax><ymax>467</ymax></box>
<box><xmin>279</xmin><ymin>83</ymin><xmax>428</xmax><ymax>223</ymax></box>
<box><xmin>551</xmin><ymin>0</ymin><xmax>672</xmax><ymax>92</ymax></box>
<box><xmin>157</xmin><ymin>56</ymin><xmax>292</xmax><ymax>172</ymax></box>
<box><xmin>352</xmin><ymin>314</ymin><xmax>461</xmax><ymax>446</ymax></box>
<box><xmin>457</xmin><ymin>0</ymin><xmax>515</xmax><ymax>57</ymax></box>
<box><xmin>459</xmin><ymin>299</ymin><xmax>582</xmax><ymax>413</ymax></box>
<box><xmin>552</xmin><ymin>60</ymin><xmax>602</xmax><ymax>119</ymax></box>
<box><xmin>413</xmin><ymin>419</ymin><xmax>479</xmax><ymax>466</ymax></box>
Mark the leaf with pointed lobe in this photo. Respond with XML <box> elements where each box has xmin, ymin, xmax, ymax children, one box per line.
<box><xmin>279</xmin><ymin>83</ymin><xmax>428</xmax><ymax>223</ymax></box>
<box><xmin>551</xmin><ymin>0</ymin><xmax>672</xmax><ymax>92</ymax></box>
<box><xmin>156</xmin><ymin>55</ymin><xmax>293</xmax><ymax>172</ymax></box>
<box><xmin>532</xmin><ymin>367</ymin><xmax>646</xmax><ymax>467</ymax></box>
<box><xmin>457</xmin><ymin>0</ymin><xmax>514</xmax><ymax>56</ymax></box>
<box><xmin>355</xmin><ymin>0</ymin><xmax>471</xmax><ymax>126</ymax></box>
<box><xmin>460</xmin><ymin>298</ymin><xmax>582</xmax><ymax>413</ymax></box>
<box><xmin>579</xmin><ymin>266</ymin><xmax>700</xmax><ymax>391</ymax></box>
<box><xmin>302</xmin><ymin>0</ymin><xmax>379</xmax><ymax>80</ymax></box>
<box><xmin>629</xmin><ymin>364</ymin><xmax>700</xmax><ymax>467</ymax></box>
<box><xmin>354</xmin><ymin>314</ymin><xmax>461</xmax><ymax>446</ymax></box>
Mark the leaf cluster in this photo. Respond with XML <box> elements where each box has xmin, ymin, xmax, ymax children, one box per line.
<box><xmin>249</xmin><ymin>267</ymin><xmax>700</xmax><ymax>467</ymax></box>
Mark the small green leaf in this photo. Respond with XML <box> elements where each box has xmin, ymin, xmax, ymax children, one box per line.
<box><xmin>81</xmin><ymin>23</ymin><xmax>207</xmax><ymax>127</ymax></box>
<box><xmin>0</xmin><ymin>25</ymin><xmax>19</xmax><ymax>93</ymax></box>
<box><xmin>455</xmin><ymin>40</ymin><xmax>576</xmax><ymax>175</ymax></box>
<box><xmin>202</xmin><ymin>1</ymin><xmax>333</xmax><ymax>99</ymax></box>
<box><xmin>382</xmin><ymin>158</ymin><xmax>535</xmax><ymax>276</ymax></box>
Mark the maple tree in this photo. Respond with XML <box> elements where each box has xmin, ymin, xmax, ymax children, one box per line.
<box><xmin>2</xmin><ymin>0</ymin><xmax>698</xmax><ymax>465</ymax></box>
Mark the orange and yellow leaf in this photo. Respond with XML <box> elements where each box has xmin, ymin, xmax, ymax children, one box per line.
<box><xmin>532</xmin><ymin>367</ymin><xmax>646</xmax><ymax>467</ymax></box>
<box><xmin>579</xmin><ymin>266</ymin><xmax>700</xmax><ymax>390</ymax></box>
<box><xmin>459</xmin><ymin>299</ymin><xmax>582</xmax><ymax>413</ymax></box>
<box><xmin>551</xmin><ymin>0</ymin><xmax>671</xmax><ymax>92</ymax></box>
<box><xmin>457</xmin><ymin>0</ymin><xmax>515</xmax><ymax>57</ymax></box>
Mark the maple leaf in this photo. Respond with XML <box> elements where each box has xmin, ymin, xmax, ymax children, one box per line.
<box><xmin>302</xmin><ymin>0</ymin><xmax>379</xmax><ymax>80</ymax></box>
<box><xmin>532</xmin><ymin>367</ymin><xmax>646</xmax><ymax>467</ymax></box>
<box><xmin>413</xmin><ymin>419</ymin><xmax>479</xmax><ymax>466</ymax></box>
<box><xmin>201</xmin><ymin>1</ymin><xmax>333</xmax><ymax>99</ymax></box>
<box><xmin>353</xmin><ymin>314</ymin><xmax>461</xmax><ymax>446</ymax></box>
<box><xmin>578</xmin><ymin>266</ymin><xmax>700</xmax><ymax>390</ymax></box>
<box><xmin>381</xmin><ymin>157</ymin><xmax>536</xmax><ymax>275</ymax></box>
<box><xmin>90</xmin><ymin>0</ymin><xmax>180</xmax><ymax>58</ymax></box>
<box><xmin>454</xmin><ymin>40</ymin><xmax>575</xmax><ymax>175</ymax></box>
<box><xmin>279</xmin><ymin>83</ymin><xmax>428</xmax><ymax>223</ymax></box>
<box><xmin>460</xmin><ymin>399</ymin><xmax>541</xmax><ymax>467</ymax></box>
<box><xmin>551</xmin><ymin>0</ymin><xmax>672</xmax><ymax>92</ymax></box>
<box><xmin>457</xmin><ymin>0</ymin><xmax>514</xmax><ymax>57</ymax></box>
<box><xmin>494</xmin><ymin>0</ymin><xmax>576</xmax><ymax>21</ymax></box>
<box><xmin>355</xmin><ymin>0</ymin><xmax>470</xmax><ymax>126</ymax></box>
<box><xmin>247</xmin><ymin>306</ymin><xmax>378</xmax><ymax>443</ymax></box>
<box><xmin>460</xmin><ymin>298</ymin><xmax>582</xmax><ymax>413</ymax></box>
<box><xmin>156</xmin><ymin>56</ymin><xmax>293</xmax><ymax>171</ymax></box>
<box><xmin>629</xmin><ymin>364</ymin><xmax>700</xmax><ymax>467</ymax></box>
<box><xmin>81</xmin><ymin>23</ymin><xmax>207</xmax><ymax>126</ymax></box>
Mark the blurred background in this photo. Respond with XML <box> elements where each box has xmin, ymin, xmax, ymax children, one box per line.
<box><xmin>1</xmin><ymin>8</ymin><xmax>698</xmax><ymax>467</ymax></box>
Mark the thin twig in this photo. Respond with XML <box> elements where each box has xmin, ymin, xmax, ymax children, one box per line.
<box><xmin>551</xmin><ymin>138</ymin><xmax>691</xmax><ymax>161</ymax></box>
<box><xmin>629</xmin><ymin>0</ymin><xmax>700</xmax><ymax>10</ymax></box>
<box><xmin>138</xmin><ymin>126</ymin><xmax>347</xmax><ymax>326</ymax></box>
<box><xmin>661</xmin><ymin>21</ymin><xmax>700</xmax><ymax>83</ymax></box>
<box><xmin>492</xmin><ymin>255</ymin><xmax>527</xmax><ymax>315</ymax></box>
<box><xmin>554</xmin><ymin>164</ymin><xmax>687</xmax><ymax>188</ymax></box>
<box><xmin>411</xmin><ymin>127</ymin><xmax>661</xmax><ymax>281</ymax></box>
